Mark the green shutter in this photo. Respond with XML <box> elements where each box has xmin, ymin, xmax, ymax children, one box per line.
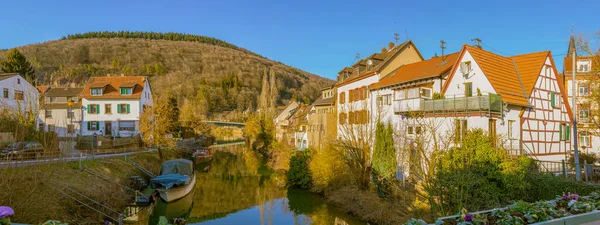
<box><xmin>551</xmin><ymin>93</ymin><xmax>556</xmax><ymax>107</ymax></box>
<box><xmin>87</xmin><ymin>105</ymin><xmax>91</xmax><ymax>114</ymax></box>
<box><xmin>96</xmin><ymin>104</ymin><xmax>100</xmax><ymax>114</ymax></box>
<box><xmin>87</xmin><ymin>122</ymin><xmax>91</xmax><ymax>130</ymax></box>
<box><xmin>117</xmin><ymin>104</ymin><xmax>121</xmax><ymax>113</ymax></box>
<box><xmin>120</xmin><ymin>88</ymin><xmax>124</xmax><ymax>95</ymax></box>
<box><xmin>126</xmin><ymin>104</ymin><xmax>130</xmax><ymax>113</ymax></box>
<box><xmin>559</xmin><ymin>125</ymin><xmax>563</xmax><ymax>141</ymax></box>
<box><xmin>566</xmin><ymin>125</ymin><xmax>571</xmax><ymax>141</ymax></box>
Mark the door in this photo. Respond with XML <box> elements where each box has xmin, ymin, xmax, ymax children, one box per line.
<box><xmin>105</xmin><ymin>122</ymin><xmax>112</xmax><ymax>136</ymax></box>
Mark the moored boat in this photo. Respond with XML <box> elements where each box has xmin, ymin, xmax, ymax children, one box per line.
<box><xmin>151</xmin><ymin>159</ymin><xmax>196</xmax><ymax>202</ymax></box>
<box><xmin>192</xmin><ymin>148</ymin><xmax>213</xmax><ymax>172</ymax></box>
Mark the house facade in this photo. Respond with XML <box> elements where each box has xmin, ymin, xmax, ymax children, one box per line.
<box><xmin>371</xmin><ymin>45</ymin><xmax>572</xmax><ymax>163</ymax></box>
<box><xmin>336</xmin><ymin>41</ymin><xmax>424</xmax><ymax>141</ymax></box>
<box><xmin>274</xmin><ymin>101</ymin><xmax>300</xmax><ymax>143</ymax></box>
<box><xmin>0</xmin><ymin>74</ymin><xmax>39</xmax><ymax>119</ymax></box>
<box><xmin>80</xmin><ymin>76</ymin><xmax>153</xmax><ymax>137</ymax></box>
<box><xmin>563</xmin><ymin>36</ymin><xmax>600</xmax><ymax>153</ymax></box>
<box><xmin>307</xmin><ymin>86</ymin><xmax>337</xmax><ymax>149</ymax></box>
<box><xmin>39</xmin><ymin>87</ymin><xmax>84</xmax><ymax>138</ymax></box>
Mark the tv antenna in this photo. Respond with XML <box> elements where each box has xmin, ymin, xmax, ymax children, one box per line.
<box><xmin>394</xmin><ymin>33</ymin><xmax>400</xmax><ymax>45</ymax></box>
<box><xmin>471</xmin><ymin>38</ymin><xmax>482</xmax><ymax>48</ymax></box>
<box><xmin>440</xmin><ymin>40</ymin><xmax>446</xmax><ymax>57</ymax></box>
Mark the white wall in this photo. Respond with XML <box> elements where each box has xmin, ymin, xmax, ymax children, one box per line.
<box><xmin>336</xmin><ymin>75</ymin><xmax>379</xmax><ymax>139</ymax></box>
<box><xmin>0</xmin><ymin>75</ymin><xmax>39</xmax><ymax>118</ymax></box>
<box><xmin>444</xmin><ymin>51</ymin><xmax>497</xmax><ymax>98</ymax></box>
<box><xmin>40</xmin><ymin>108</ymin><xmax>83</xmax><ymax>138</ymax></box>
<box><xmin>81</xmin><ymin>98</ymin><xmax>142</xmax><ymax>137</ymax></box>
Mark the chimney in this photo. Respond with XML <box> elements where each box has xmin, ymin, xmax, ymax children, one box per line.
<box><xmin>70</xmin><ymin>82</ymin><xmax>76</xmax><ymax>88</ymax></box>
<box><xmin>381</xmin><ymin>47</ymin><xmax>387</xmax><ymax>54</ymax></box>
<box><xmin>388</xmin><ymin>42</ymin><xmax>395</xmax><ymax>50</ymax></box>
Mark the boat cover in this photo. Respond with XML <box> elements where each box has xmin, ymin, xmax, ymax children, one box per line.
<box><xmin>151</xmin><ymin>174</ymin><xmax>190</xmax><ymax>189</ymax></box>
<box><xmin>159</xmin><ymin>159</ymin><xmax>194</xmax><ymax>176</ymax></box>
<box><xmin>0</xmin><ymin>206</ymin><xmax>14</xmax><ymax>218</ymax></box>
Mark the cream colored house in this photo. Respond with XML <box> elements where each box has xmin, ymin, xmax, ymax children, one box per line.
<box><xmin>307</xmin><ymin>86</ymin><xmax>336</xmax><ymax>149</ymax></box>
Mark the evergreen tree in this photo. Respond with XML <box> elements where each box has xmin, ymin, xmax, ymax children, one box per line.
<box><xmin>372</xmin><ymin>122</ymin><xmax>397</xmax><ymax>196</ymax></box>
<box><xmin>1</xmin><ymin>49</ymin><xmax>36</xmax><ymax>85</ymax></box>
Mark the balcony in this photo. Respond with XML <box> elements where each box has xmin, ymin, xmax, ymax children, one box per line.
<box><xmin>393</xmin><ymin>94</ymin><xmax>503</xmax><ymax>115</ymax></box>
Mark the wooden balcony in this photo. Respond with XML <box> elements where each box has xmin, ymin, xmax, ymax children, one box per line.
<box><xmin>393</xmin><ymin>94</ymin><xmax>503</xmax><ymax>115</ymax></box>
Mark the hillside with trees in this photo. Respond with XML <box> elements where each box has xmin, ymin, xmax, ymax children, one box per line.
<box><xmin>0</xmin><ymin>31</ymin><xmax>334</xmax><ymax>121</ymax></box>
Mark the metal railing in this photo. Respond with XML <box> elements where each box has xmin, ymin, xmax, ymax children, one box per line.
<box><xmin>393</xmin><ymin>94</ymin><xmax>503</xmax><ymax>114</ymax></box>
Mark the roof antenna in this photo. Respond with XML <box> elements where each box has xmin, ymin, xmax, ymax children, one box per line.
<box><xmin>440</xmin><ymin>40</ymin><xmax>446</xmax><ymax>57</ymax></box>
<box><xmin>405</xmin><ymin>30</ymin><xmax>408</xmax><ymax>41</ymax></box>
<box><xmin>394</xmin><ymin>33</ymin><xmax>400</xmax><ymax>45</ymax></box>
<box><xmin>471</xmin><ymin>38</ymin><xmax>482</xmax><ymax>49</ymax></box>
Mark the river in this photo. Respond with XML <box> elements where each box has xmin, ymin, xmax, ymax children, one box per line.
<box><xmin>141</xmin><ymin>145</ymin><xmax>368</xmax><ymax>225</ymax></box>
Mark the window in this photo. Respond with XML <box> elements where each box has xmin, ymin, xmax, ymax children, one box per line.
<box><xmin>559</xmin><ymin>124</ymin><xmax>571</xmax><ymax>141</ymax></box>
<box><xmin>88</xmin><ymin>121</ymin><xmax>99</xmax><ymax>131</ymax></box>
<box><xmin>88</xmin><ymin>104</ymin><xmax>100</xmax><ymax>114</ymax></box>
<box><xmin>105</xmin><ymin>104</ymin><xmax>112</xmax><ymax>114</ymax></box>
<box><xmin>577</xmin><ymin>60</ymin><xmax>591</xmax><ymax>72</ymax></box>
<box><xmin>579</xmin><ymin>107</ymin><xmax>590</xmax><ymax>123</ymax></box>
<box><xmin>454</xmin><ymin>119</ymin><xmax>468</xmax><ymax>143</ymax></box>
<box><xmin>415</xmin><ymin>126</ymin><xmax>422</xmax><ymax>134</ymax></box>
<box><xmin>14</xmin><ymin>91</ymin><xmax>24</xmax><ymax>100</ymax></box>
<box><xmin>39</xmin><ymin>123</ymin><xmax>44</xmax><ymax>131</ymax></box>
<box><xmin>395</xmin><ymin>89</ymin><xmax>406</xmax><ymax>100</ymax></box>
<box><xmin>17</xmin><ymin>78</ymin><xmax>20</xmax><ymax>84</ymax></box>
<box><xmin>339</xmin><ymin>92</ymin><xmax>346</xmax><ymax>104</ymax></box>
<box><xmin>48</xmin><ymin>125</ymin><xmax>55</xmax><ymax>132</ymax></box>
<box><xmin>120</xmin><ymin>88</ymin><xmax>133</xmax><ymax>95</ymax></box>
<box><xmin>67</xmin><ymin>125</ymin><xmax>74</xmax><ymax>134</ymax></box>
<box><xmin>408</xmin><ymin>126</ymin><xmax>414</xmax><ymax>134</ymax></box>
<box><xmin>67</xmin><ymin>109</ymin><xmax>74</xmax><ymax>119</ymax></box>
<box><xmin>45</xmin><ymin>110</ymin><xmax>52</xmax><ymax>118</ymax></box>
<box><xmin>550</xmin><ymin>93</ymin><xmax>561</xmax><ymax>108</ymax></box>
<box><xmin>464</xmin><ymin>83</ymin><xmax>472</xmax><ymax>97</ymax></box>
<box><xmin>119</xmin><ymin>121</ymin><xmax>135</xmax><ymax>131</ymax></box>
<box><xmin>407</xmin><ymin>88</ymin><xmax>419</xmax><ymax>98</ymax></box>
<box><xmin>508</xmin><ymin>120</ymin><xmax>515</xmax><ymax>139</ymax></box>
<box><xmin>579</xmin><ymin>84</ymin><xmax>589</xmax><ymax>97</ymax></box>
<box><xmin>377</xmin><ymin>94</ymin><xmax>392</xmax><ymax>106</ymax></box>
<box><xmin>91</xmin><ymin>88</ymin><xmax>103</xmax><ymax>96</ymax></box>
<box><xmin>420</xmin><ymin>88</ymin><xmax>432</xmax><ymax>99</ymax></box>
<box><xmin>581</xmin><ymin>133</ymin><xmax>591</xmax><ymax>148</ymax></box>
<box><xmin>489</xmin><ymin>119</ymin><xmax>497</xmax><ymax>145</ymax></box>
<box><xmin>48</xmin><ymin>97</ymin><xmax>56</xmax><ymax>103</ymax></box>
<box><xmin>117</xmin><ymin>104</ymin><xmax>130</xmax><ymax>114</ymax></box>
<box><xmin>339</xmin><ymin>113</ymin><xmax>347</xmax><ymax>125</ymax></box>
<box><xmin>2</xmin><ymin>88</ymin><xmax>7</xmax><ymax>98</ymax></box>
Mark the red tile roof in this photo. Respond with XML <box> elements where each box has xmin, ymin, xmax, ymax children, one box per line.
<box><xmin>81</xmin><ymin>76</ymin><xmax>148</xmax><ymax>99</ymax></box>
<box><xmin>36</xmin><ymin>85</ymin><xmax>50</xmax><ymax>93</ymax></box>
<box><xmin>371</xmin><ymin>52</ymin><xmax>460</xmax><ymax>89</ymax></box>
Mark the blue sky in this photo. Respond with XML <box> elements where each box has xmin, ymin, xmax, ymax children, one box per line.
<box><xmin>2</xmin><ymin>0</ymin><xmax>599</xmax><ymax>79</ymax></box>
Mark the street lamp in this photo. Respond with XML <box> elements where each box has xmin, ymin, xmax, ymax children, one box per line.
<box><xmin>67</xmin><ymin>99</ymin><xmax>75</xmax><ymax>156</ymax></box>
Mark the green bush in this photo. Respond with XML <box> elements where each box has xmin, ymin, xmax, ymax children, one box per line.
<box><xmin>287</xmin><ymin>151</ymin><xmax>312</xmax><ymax>189</ymax></box>
<box><xmin>568</xmin><ymin>152</ymin><xmax>597</xmax><ymax>169</ymax></box>
<box><xmin>523</xmin><ymin>173</ymin><xmax>600</xmax><ymax>202</ymax></box>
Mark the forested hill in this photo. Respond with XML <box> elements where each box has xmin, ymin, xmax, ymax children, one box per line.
<box><xmin>0</xmin><ymin>31</ymin><xmax>334</xmax><ymax>120</ymax></box>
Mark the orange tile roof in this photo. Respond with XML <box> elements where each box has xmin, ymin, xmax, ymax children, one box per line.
<box><xmin>36</xmin><ymin>85</ymin><xmax>50</xmax><ymax>93</ymax></box>
<box><xmin>444</xmin><ymin>45</ymin><xmax>529</xmax><ymax>106</ymax></box>
<box><xmin>509</xmin><ymin>51</ymin><xmax>550</xmax><ymax>95</ymax></box>
<box><xmin>563</xmin><ymin>55</ymin><xmax>600</xmax><ymax>76</ymax></box>
<box><xmin>334</xmin><ymin>71</ymin><xmax>377</xmax><ymax>87</ymax></box>
<box><xmin>371</xmin><ymin>52</ymin><xmax>460</xmax><ymax>89</ymax></box>
<box><xmin>81</xmin><ymin>76</ymin><xmax>148</xmax><ymax>99</ymax></box>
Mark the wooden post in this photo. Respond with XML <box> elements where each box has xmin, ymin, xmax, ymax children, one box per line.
<box><xmin>562</xmin><ymin>159</ymin><xmax>567</xmax><ymax>178</ymax></box>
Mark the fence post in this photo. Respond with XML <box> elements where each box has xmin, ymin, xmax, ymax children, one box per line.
<box><xmin>584</xmin><ymin>160</ymin><xmax>589</xmax><ymax>182</ymax></box>
<box><xmin>562</xmin><ymin>159</ymin><xmax>567</xmax><ymax>178</ymax></box>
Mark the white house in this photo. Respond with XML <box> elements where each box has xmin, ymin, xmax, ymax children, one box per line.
<box><xmin>370</xmin><ymin>45</ymin><xmax>573</xmax><ymax>163</ymax></box>
<box><xmin>0</xmin><ymin>73</ymin><xmax>39</xmax><ymax>120</ymax></box>
<box><xmin>80</xmin><ymin>76</ymin><xmax>153</xmax><ymax>137</ymax></box>
<box><xmin>336</xmin><ymin>41</ymin><xmax>423</xmax><ymax>141</ymax></box>
<box><xmin>38</xmin><ymin>87</ymin><xmax>84</xmax><ymax>138</ymax></box>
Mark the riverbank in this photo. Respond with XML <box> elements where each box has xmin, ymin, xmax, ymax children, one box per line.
<box><xmin>0</xmin><ymin>151</ymin><xmax>173</xmax><ymax>224</ymax></box>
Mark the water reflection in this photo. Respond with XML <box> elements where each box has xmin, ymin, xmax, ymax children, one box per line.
<box><xmin>147</xmin><ymin>145</ymin><xmax>367</xmax><ymax>225</ymax></box>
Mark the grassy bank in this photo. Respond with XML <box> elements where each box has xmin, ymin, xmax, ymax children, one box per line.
<box><xmin>0</xmin><ymin>151</ymin><xmax>174</xmax><ymax>224</ymax></box>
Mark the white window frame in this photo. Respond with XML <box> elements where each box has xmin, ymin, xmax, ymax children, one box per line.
<box><xmin>581</xmin><ymin>132</ymin><xmax>591</xmax><ymax>147</ymax></box>
<box><xmin>577</xmin><ymin>59</ymin><xmax>592</xmax><ymax>72</ymax></box>
<box><xmin>118</xmin><ymin>121</ymin><xmax>136</xmax><ymax>131</ymax></box>
<box><xmin>91</xmin><ymin>88</ymin><xmax>103</xmax><ymax>96</ymax></box>
<box><xmin>420</xmin><ymin>87</ymin><xmax>433</xmax><ymax>99</ymax></box>
<box><xmin>579</xmin><ymin>84</ymin><xmax>590</xmax><ymax>97</ymax></box>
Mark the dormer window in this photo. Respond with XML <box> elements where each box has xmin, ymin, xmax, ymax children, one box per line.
<box><xmin>91</xmin><ymin>88</ymin><xmax>103</xmax><ymax>96</ymax></box>
<box><xmin>120</xmin><ymin>88</ymin><xmax>133</xmax><ymax>95</ymax></box>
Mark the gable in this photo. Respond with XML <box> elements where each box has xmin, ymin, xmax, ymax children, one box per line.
<box><xmin>443</xmin><ymin>50</ymin><xmax>497</xmax><ymax>97</ymax></box>
<box><xmin>379</xmin><ymin>42</ymin><xmax>424</xmax><ymax>78</ymax></box>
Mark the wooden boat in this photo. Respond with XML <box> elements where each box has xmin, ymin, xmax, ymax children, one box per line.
<box><xmin>192</xmin><ymin>148</ymin><xmax>213</xmax><ymax>172</ymax></box>
<box><xmin>152</xmin><ymin>159</ymin><xmax>196</xmax><ymax>203</ymax></box>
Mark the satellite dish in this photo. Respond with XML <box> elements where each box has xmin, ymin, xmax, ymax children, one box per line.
<box><xmin>367</xmin><ymin>59</ymin><xmax>373</xmax><ymax>65</ymax></box>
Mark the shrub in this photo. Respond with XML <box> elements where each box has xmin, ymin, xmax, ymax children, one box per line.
<box><xmin>568</xmin><ymin>152</ymin><xmax>597</xmax><ymax>169</ymax></box>
<box><xmin>523</xmin><ymin>172</ymin><xmax>600</xmax><ymax>202</ymax></box>
<box><xmin>287</xmin><ymin>151</ymin><xmax>312</xmax><ymax>189</ymax></box>
<box><xmin>309</xmin><ymin>146</ymin><xmax>348</xmax><ymax>193</ymax></box>
<box><xmin>372</xmin><ymin>122</ymin><xmax>396</xmax><ymax>196</ymax></box>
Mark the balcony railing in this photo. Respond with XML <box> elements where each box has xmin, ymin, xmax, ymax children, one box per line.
<box><xmin>393</xmin><ymin>94</ymin><xmax>503</xmax><ymax>114</ymax></box>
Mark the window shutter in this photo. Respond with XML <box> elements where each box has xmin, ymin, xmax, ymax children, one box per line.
<box><xmin>551</xmin><ymin>93</ymin><xmax>556</xmax><ymax>107</ymax></box>
<box><xmin>87</xmin><ymin>122</ymin><xmax>90</xmax><ymax>130</ymax></box>
<box><xmin>566</xmin><ymin>125</ymin><xmax>571</xmax><ymax>141</ymax></box>
<box><xmin>127</xmin><ymin>104</ymin><xmax>130</xmax><ymax>113</ymax></box>
<box><xmin>559</xmin><ymin>125</ymin><xmax>563</xmax><ymax>141</ymax></box>
<box><xmin>87</xmin><ymin>105</ymin><xmax>90</xmax><ymax>114</ymax></box>
<box><xmin>117</xmin><ymin>104</ymin><xmax>121</xmax><ymax>113</ymax></box>
<box><xmin>97</xmin><ymin>104</ymin><xmax>100</xmax><ymax>114</ymax></box>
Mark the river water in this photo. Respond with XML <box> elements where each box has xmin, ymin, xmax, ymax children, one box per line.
<box><xmin>142</xmin><ymin>145</ymin><xmax>368</xmax><ymax>225</ymax></box>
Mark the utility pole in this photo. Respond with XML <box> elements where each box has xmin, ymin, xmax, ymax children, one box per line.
<box><xmin>572</xmin><ymin>39</ymin><xmax>581</xmax><ymax>181</ymax></box>
<box><xmin>440</xmin><ymin>40</ymin><xmax>446</xmax><ymax>57</ymax></box>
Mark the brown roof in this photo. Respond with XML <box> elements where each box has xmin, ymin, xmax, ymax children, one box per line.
<box><xmin>509</xmin><ymin>51</ymin><xmax>550</xmax><ymax>95</ymax></box>
<box><xmin>289</xmin><ymin>104</ymin><xmax>312</xmax><ymax>127</ymax></box>
<box><xmin>81</xmin><ymin>76</ymin><xmax>148</xmax><ymax>99</ymax></box>
<box><xmin>312</xmin><ymin>96</ymin><xmax>336</xmax><ymax>106</ymax></box>
<box><xmin>45</xmin><ymin>87</ymin><xmax>83</xmax><ymax>97</ymax></box>
<box><xmin>0</xmin><ymin>73</ymin><xmax>18</xmax><ymax>81</ymax></box>
<box><xmin>444</xmin><ymin>45</ymin><xmax>529</xmax><ymax>106</ymax></box>
<box><xmin>36</xmin><ymin>85</ymin><xmax>50</xmax><ymax>93</ymax></box>
<box><xmin>563</xmin><ymin>55</ymin><xmax>600</xmax><ymax>76</ymax></box>
<box><xmin>371</xmin><ymin>52</ymin><xmax>460</xmax><ymax>89</ymax></box>
<box><xmin>334</xmin><ymin>71</ymin><xmax>377</xmax><ymax>87</ymax></box>
<box><xmin>120</xmin><ymin>81</ymin><xmax>138</xmax><ymax>88</ymax></box>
